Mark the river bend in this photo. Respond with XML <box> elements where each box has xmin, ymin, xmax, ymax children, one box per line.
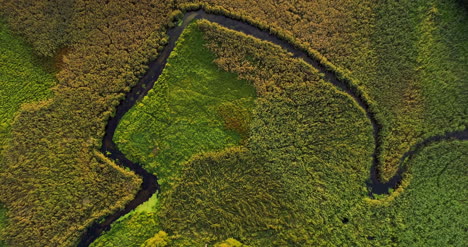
<box><xmin>77</xmin><ymin>9</ymin><xmax>468</xmax><ymax>246</ymax></box>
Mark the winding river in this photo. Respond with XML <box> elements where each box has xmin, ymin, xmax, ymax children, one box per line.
<box><xmin>77</xmin><ymin>9</ymin><xmax>468</xmax><ymax>246</ymax></box>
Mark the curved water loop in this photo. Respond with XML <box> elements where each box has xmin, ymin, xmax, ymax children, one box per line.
<box><xmin>77</xmin><ymin>9</ymin><xmax>468</xmax><ymax>246</ymax></box>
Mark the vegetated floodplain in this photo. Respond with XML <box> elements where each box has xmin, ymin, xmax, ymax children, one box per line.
<box><xmin>0</xmin><ymin>20</ymin><xmax>55</xmax><ymax>245</ymax></box>
<box><xmin>159</xmin><ymin>20</ymin><xmax>374</xmax><ymax>246</ymax></box>
<box><xmin>390</xmin><ymin>140</ymin><xmax>468</xmax><ymax>246</ymax></box>
<box><xmin>0</xmin><ymin>1</ymin><xmax>465</xmax><ymax>246</ymax></box>
<box><xmin>92</xmin><ymin>22</ymin><xmax>256</xmax><ymax>246</ymax></box>
<box><xmin>102</xmin><ymin>18</ymin><xmax>374</xmax><ymax>246</ymax></box>
<box><xmin>179</xmin><ymin>0</ymin><xmax>468</xmax><ymax>181</ymax></box>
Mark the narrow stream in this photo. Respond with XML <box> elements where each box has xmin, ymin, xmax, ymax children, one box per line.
<box><xmin>77</xmin><ymin>9</ymin><xmax>468</xmax><ymax>246</ymax></box>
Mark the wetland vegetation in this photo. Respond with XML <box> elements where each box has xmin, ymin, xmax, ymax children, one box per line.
<box><xmin>0</xmin><ymin>0</ymin><xmax>466</xmax><ymax>246</ymax></box>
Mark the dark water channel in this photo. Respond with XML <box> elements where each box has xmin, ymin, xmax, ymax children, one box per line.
<box><xmin>77</xmin><ymin>9</ymin><xmax>468</xmax><ymax>246</ymax></box>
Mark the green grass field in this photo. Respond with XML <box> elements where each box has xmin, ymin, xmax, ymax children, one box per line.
<box><xmin>0</xmin><ymin>20</ymin><xmax>56</xmax><ymax>246</ymax></box>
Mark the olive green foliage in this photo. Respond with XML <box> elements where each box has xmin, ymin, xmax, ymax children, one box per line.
<box><xmin>0</xmin><ymin>1</ymin><xmax>466</xmax><ymax>246</ymax></box>
<box><xmin>0</xmin><ymin>0</ymin><xmax>73</xmax><ymax>57</ymax></box>
<box><xmin>0</xmin><ymin>204</ymin><xmax>6</xmax><ymax>246</ymax></box>
<box><xmin>96</xmin><ymin>17</ymin><xmax>468</xmax><ymax>246</ymax></box>
<box><xmin>141</xmin><ymin>231</ymin><xmax>171</xmax><ymax>247</ymax></box>
<box><xmin>0</xmin><ymin>20</ymin><xmax>55</xmax><ymax>153</ymax></box>
<box><xmin>354</xmin><ymin>141</ymin><xmax>468</xmax><ymax>246</ymax></box>
<box><xmin>158</xmin><ymin>21</ymin><xmax>374</xmax><ymax>246</ymax></box>
<box><xmin>93</xmin><ymin>23</ymin><xmax>256</xmax><ymax>246</ymax></box>
<box><xmin>100</xmin><ymin>19</ymin><xmax>373</xmax><ymax>246</ymax></box>
<box><xmin>114</xmin><ymin>23</ymin><xmax>256</xmax><ymax>190</ymax></box>
<box><xmin>215</xmin><ymin>238</ymin><xmax>247</xmax><ymax>247</ymax></box>
<box><xmin>161</xmin><ymin>20</ymin><xmax>467</xmax><ymax>247</ymax></box>
<box><xmin>392</xmin><ymin>141</ymin><xmax>468</xmax><ymax>245</ymax></box>
<box><xmin>0</xmin><ymin>20</ymin><xmax>55</xmax><ymax>246</ymax></box>
<box><xmin>0</xmin><ymin>1</ymin><xmax>175</xmax><ymax>246</ymax></box>
<box><xmin>161</xmin><ymin>147</ymin><xmax>288</xmax><ymax>245</ymax></box>
<box><xmin>370</xmin><ymin>0</ymin><xmax>468</xmax><ymax>180</ymax></box>
<box><xmin>180</xmin><ymin>0</ymin><xmax>468</xmax><ymax>181</ymax></box>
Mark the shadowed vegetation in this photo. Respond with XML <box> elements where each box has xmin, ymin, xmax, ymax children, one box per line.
<box><xmin>0</xmin><ymin>20</ymin><xmax>55</xmax><ymax>155</ymax></box>
<box><xmin>389</xmin><ymin>140</ymin><xmax>468</xmax><ymax>245</ymax></box>
<box><xmin>0</xmin><ymin>204</ymin><xmax>6</xmax><ymax>246</ymax></box>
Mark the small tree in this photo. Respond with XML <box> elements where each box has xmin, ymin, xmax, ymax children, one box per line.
<box><xmin>141</xmin><ymin>231</ymin><xmax>170</xmax><ymax>247</ymax></box>
<box><xmin>214</xmin><ymin>238</ymin><xmax>247</xmax><ymax>247</ymax></box>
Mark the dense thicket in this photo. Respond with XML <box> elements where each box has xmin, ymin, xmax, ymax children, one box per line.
<box><xmin>0</xmin><ymin>0</ymin><xmax>74</xmax><ymax>57</ymax></box>
<box><xmin>178</xmin><ymin>0</ymin><xmax>468</xmax><ymax>180</ymax></box>
<box><xmin>0</xmin><ymin>20</ymin><xmax>56</xmax><ymax>245</ymax></box>
<box><xmin>0</xmin><ymin>1</ymin><xmax>177</xmax><ymax>246</ymax></box>
<box><xmin>390</xmin><ymin>141</ymin><xmax>468</xmax><ymax>245</ymax></box>
<box><xmin>354</xmin><ymin>140</ymin><xmax>468</xmax><ymax>246</ymax></box>
<box><xmin>0</xmin><ymin>20</ymin><xmax>55</xmax><ymax>159</ymax></box>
